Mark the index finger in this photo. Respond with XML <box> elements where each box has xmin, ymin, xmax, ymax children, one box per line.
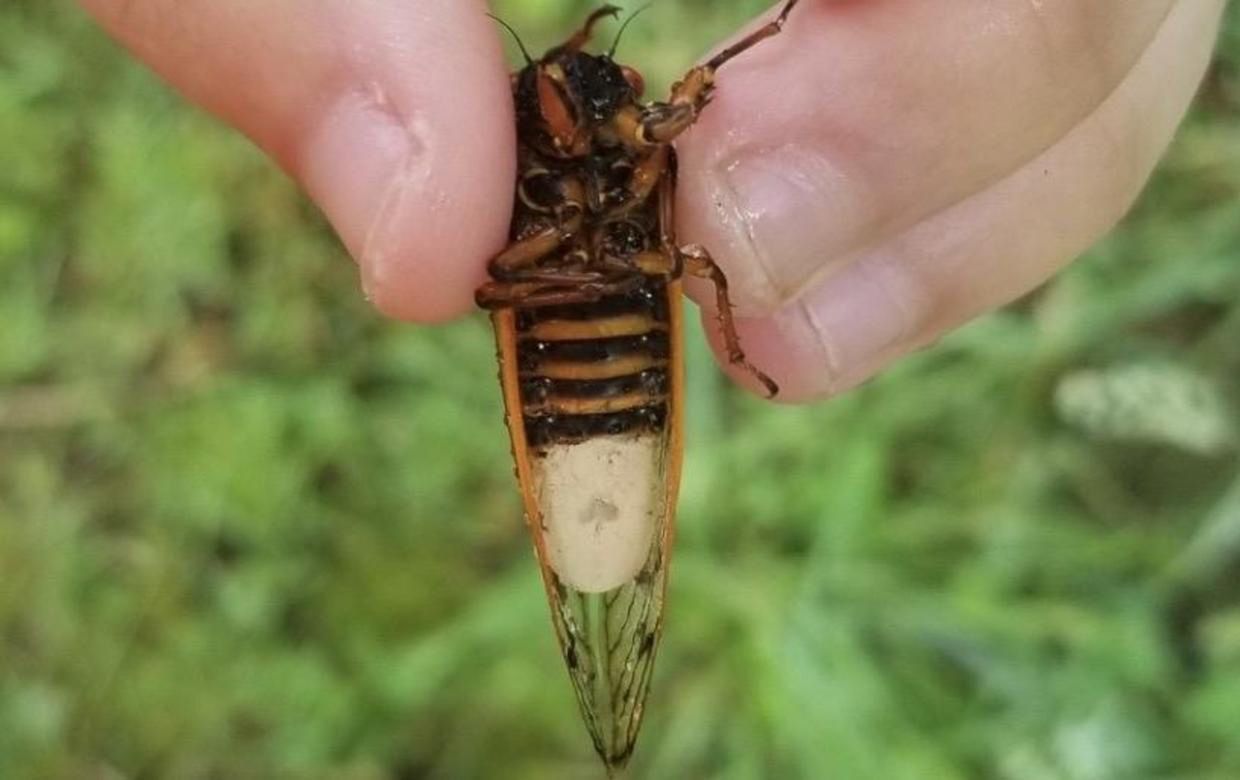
<box><xmin>80</xmin><ymin>0</ymin><xmax>514</xmax><ymax>322</ymax></box>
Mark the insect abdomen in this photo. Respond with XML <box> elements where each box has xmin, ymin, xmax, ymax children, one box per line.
<box><xmin>515</xmin><ymin>280</ymin><xmax>671</xmax><ymax>449</ymax></box>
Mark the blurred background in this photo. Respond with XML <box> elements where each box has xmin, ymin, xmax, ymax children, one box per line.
<box><xmin>2</xmin><ymin>1</ymin><xmax>1239</xmax><ymax>778</ymax></box>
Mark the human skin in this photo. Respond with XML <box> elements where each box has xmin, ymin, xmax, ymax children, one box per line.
<box><xmin>80</xmin><ymin>0</ymin><xmax>1226</xmax><ymax>401</ymax></box>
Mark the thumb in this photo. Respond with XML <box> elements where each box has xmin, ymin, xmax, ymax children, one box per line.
<box><xmin>677</xmin><ymin>0</ymin><xmax>1221</xmax><ymax>400</ymax></box>
<box><xmin>80</xmin><ymin>0</ymin><xmax>514</xmax><ymax>322</ymax></box>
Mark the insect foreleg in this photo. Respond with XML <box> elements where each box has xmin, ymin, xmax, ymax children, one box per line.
<box><xmin>636</xmin><ymin>102</ymin><xmax>701</xmax><ymax>146</ymax></box>
<box><xmin>680</xmin><ymin>244</ymin><xmax>780</xmax><ymax>398</ymax></box>
<box><xmin>607</xmin><ymin>87</ymin><xmax>706</xmax><ymax>147</ymax></box>
<box><xmin>639</xmin><ymin>0</ymin><xmax>801</xmax><ymax>145</ymax></box>
<box><xmin>564</xmin><ymin>5</ymin><xmax>623</xmax><ymax>52</ymax></box>
<box><xmin>704</xmin><ymin>0</ymin><xmax>800</xmax><ymax>73</ymax></box>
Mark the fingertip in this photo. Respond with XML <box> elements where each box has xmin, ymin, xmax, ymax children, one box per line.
<box><xmin>298</xmin><ymin>6</ymin><xmax>514</xmax><ymax>324</ymax></box>
<box><xmin>86</xmin><ymin>0</ymin><xmax>515</xmax><ymax>324</ymax></box>
<box><xmin>698</xmin><ymin>244</ymin><xmax>930</xmax><ymax>403</ymax></box>
<box><xmin>299</xmin><ymin>86</ymin><xmax>510</xmax><ymax>324</ymax></box>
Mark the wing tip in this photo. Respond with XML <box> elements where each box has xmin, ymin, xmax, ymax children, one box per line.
<box><xmin>601</xmin><ymin>745</ymin><xmax>636</xmax><ymax>777</ymax></box>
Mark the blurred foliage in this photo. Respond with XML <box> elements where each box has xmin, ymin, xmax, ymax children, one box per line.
<box><xmin>2</xmin><ymin>1</ymin><xmax>1240</xmax><ymax>778</ymax></box>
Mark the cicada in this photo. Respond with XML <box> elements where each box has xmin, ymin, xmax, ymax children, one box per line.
<box><xmin>476</xmin><ymin>1</ymin><xmax>799</xmax><ymax>771</ymax></box>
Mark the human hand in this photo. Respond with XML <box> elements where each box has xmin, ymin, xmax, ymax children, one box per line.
<box><xmin>81</xmin><ymin>0</ymin><xmax>1226</xmax><ymax>402</ymax></box>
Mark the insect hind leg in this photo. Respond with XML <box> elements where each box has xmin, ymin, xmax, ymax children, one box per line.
<box><xmin>475</xmin><ymin>275</ymin><xmax>644</xmax><ymax>310</ymax></box>
<box><xmin>680</xmin><ymin>244</ymin><xmax>780</xmax><ymax>398</ymax></box>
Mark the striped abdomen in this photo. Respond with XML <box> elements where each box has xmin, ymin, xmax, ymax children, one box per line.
<box><xmin>515</xmin><ymin>280</ymin><xmax>671</xmax><ymax>449</ymax></box>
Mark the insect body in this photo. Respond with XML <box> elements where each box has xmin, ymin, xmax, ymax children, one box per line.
<box><xmin>476</xmin><ymin>2</ymin><xmax>799</xmax><ymax>771</ymax></box>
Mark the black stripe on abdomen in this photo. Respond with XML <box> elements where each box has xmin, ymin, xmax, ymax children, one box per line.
<box><xmin>516</xmin><ymin>283</ymin><xmax>671</xmax><ymax>448</ymax></box>
<box><xmin>524</xmin><ymin>405</ymin><xmax>668</xmax><ymax>449</ymax></box>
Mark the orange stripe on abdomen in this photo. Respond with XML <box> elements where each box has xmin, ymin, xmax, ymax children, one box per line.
<box><xmin>525</xmin><ymin>314</ymin><xmax>665</xmax><ymax>342</ymax></box>
<box><xmin>515</xmin><ymin>282</ymin><xmax>673</xmax><ymax>448</ymax></box>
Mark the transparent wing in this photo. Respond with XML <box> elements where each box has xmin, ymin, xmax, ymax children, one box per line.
<box><xmin>535</xmin><ymin>433</ymin><xmax>673</xmax><ymax>770</ymax></box>
<box><xmin>491</xmin><ymin>291</ymin><xmax>684</xmax><ymax>773</ymax></box>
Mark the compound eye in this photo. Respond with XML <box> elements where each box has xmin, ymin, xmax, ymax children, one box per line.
<box><xmin>621</xmin><ymin>66</ymin><xmax>645</xmax><ymax>97</ymax></box>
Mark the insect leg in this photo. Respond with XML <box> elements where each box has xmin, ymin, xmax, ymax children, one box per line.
<box><xmin>654</xmin><ymin>148</ymin><xmax>686</xmax><ymax>277</ymax></box>
<box><xmin>623</xmin><ymin>146</ymin><xmax>669</xmax><ymax>211</ymax></box>
<box><xmin>635</xmin><ymin>0</ymin><xmax>801</xmax><ymax>145</ymax></box>
<box><xmin>704</xmin><ymin>0</ymin><xmax>801</xmax><ymax>73</ymax></box>
<box><xmin>633</xmin><ymin>102</ymin><xmax>698</xmax><ymax>146</ymax></box>
<box><xmin>653</xmin><ymin>148</ymin><xmax>778</xmax><ymax>397</ymax></box>
<box><xmin>499</xmin><ymin>268</ymin><xmax>630</xmax><ymax>285</ymax></box>
<box><xmin>563</xmin><ymin>5</ymin><xmax>623</xmax><ymax>52</ymax></box>
<box><xmin>475</xmin><ymin>275</ymin><xmax>643</xmax><ymax>310</ymax></box>
<box><xmin>488</xmin><ymin>224</ymin><xmax>571</xmax><ymax>280</ymax></box>
<box><xmin>615</xmin><ymin>250</ymin><xmax>675</xmax><ymax>277</ymax></box>
<box><xmin>679</xmin><ymin>245</ymin><xmax>780</xmax><ymax>397</ymax></box>
<box><xmin>596</xmin><ymin>144</ymin><xmax>670</xmax><ymax>217</ymax></box>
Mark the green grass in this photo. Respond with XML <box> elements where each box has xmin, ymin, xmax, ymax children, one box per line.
<box><xmin>2</xmin><ymin>2</ymin><xmax>1239</xmax><ymax>778</ymax></box>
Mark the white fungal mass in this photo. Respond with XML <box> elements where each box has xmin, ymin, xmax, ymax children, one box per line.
<box><xmin>534</xmin><ymin>433</ymin><xmax>663</xmax><ymax>593</ymax></box>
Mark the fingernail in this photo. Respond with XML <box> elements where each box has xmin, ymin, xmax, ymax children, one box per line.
<box><xmin>717</xmin><ymin>143</ymin><xmax>877</xmax><ymax>310</ymax></box>
<box><xmin>300</xmin><ymin>86</ymin><xmax>431</xmax><ymax>299</ymax></box>
<box><xmin>798</xmin><ymin>255</ymin><xmax>924</xmax><ymax>395</ymax></box>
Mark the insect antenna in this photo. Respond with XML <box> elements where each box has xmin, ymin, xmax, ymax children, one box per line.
<box><xmin>486</xmin><ymin>13</ymin><xmax>535</xmax><ymax>66</ymax></box>
<box><xmin>608</xmin><ymin>3</ymin><xmax>653</xmax><ymax>59</ymax></box>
